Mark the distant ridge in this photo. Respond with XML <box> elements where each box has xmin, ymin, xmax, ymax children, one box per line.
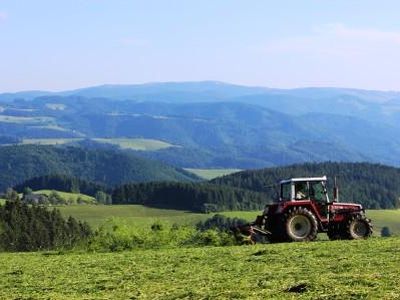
<box><xmin>2</xmin><ymin>81</ymin><xmax>399</xmax><ymax>102</ymax></box>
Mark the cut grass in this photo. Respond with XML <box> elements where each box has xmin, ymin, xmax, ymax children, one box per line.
<box><xmin>185</xmin><ymin>168</ymin><xmax>242</xmax><ymax>180</ymax></box>
<box><xmin>92</xmin><ymin>138</ymin><xmax>175</xmax><ymax>151</ymax></box>
<box><xmin>0</xmin><ymin>238</ymin><xmax>400</xmax><ymax>299</ymax></box>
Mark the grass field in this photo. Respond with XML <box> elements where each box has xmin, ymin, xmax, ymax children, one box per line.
<box><xmin>0</xmin><ymin>115</ymin><xmax>54</xmax><ymax>124</ymax></box>
<box><xmin>58</xmin><ymin>205</ymin><xmax>206</xmax><ymax>228</ymax></box>
<box><xmin>19</xmin><ymin>137</ymin><xmax>175</xmax><ymax>151</ymax></box>
<box><xmin>28</xmin><ymin>125</ymin><xmax>71</xmax><ymax>132</ymax></box>
<box><xmin>185</xmin><ymin>168</ymin><xmax>242</xmax><ymax>180</ymax></box>
<box><xmin>93</xmin><ymin>138</ymin><xmax>175</xmax><ymax>151</ymax></box>
<box><xmin>22</xmin><ymin>138</ymin><xmax>82</xmax><ymax>145</ymax></box>
<box><xmin>58</xmin><ymin>205</ymin><xmax>400</xmax><ymax>236</ymax></box>
<box><xmin>1</xmin><ymin>238</ymin><xmax>399</xmax><ymax>299</ymax></box>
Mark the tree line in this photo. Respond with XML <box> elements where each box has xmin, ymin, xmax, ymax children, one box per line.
<box><xmin>211</xmin><ymin>162</ymin><xmax>400</xmax><ymax>209</ymax></box>
<box><xmin>112</xmin><ymin>181</ymin><xmax>267</xmax><ymax>212</ymax></box>
<box><xmin>12</xmin><ymin>161</ymin><xmax>400</xmax><ymax>211</ymax></box>
<box><xmin>0</xmin><ymin>200</ymin><xmax>92</xmax><ymax>251</ymax></box>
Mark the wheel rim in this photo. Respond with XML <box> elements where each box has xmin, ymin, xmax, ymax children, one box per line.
<box><xmin>288</xmin><ymin>215</ymin><xmax>311</xmax><ymax>238</ymax></box>
<box><xmin>353</xmin><ymin>220</ymin><xmax>368</xmax><ymax>237</ymax></box>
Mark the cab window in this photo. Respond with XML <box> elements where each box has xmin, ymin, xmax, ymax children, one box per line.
<box><xmin>281</xmin><ymin>183</ymin><xmax>291</xmax><ymax>200</ymax></box>
<box><xmin>309</xmin><ymin>181</ymin><xmax>326</xmax><ymax>203</ymax></box>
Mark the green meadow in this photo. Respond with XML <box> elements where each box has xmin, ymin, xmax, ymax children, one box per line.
<box><xmin>1</xmin><ymin>200</ymin><xmax>400</xmax><ymax>299</ymax></box>
<box><xmin>58</xmin><ymin>204</ymin><xmax>400</xmax><ymax>236</ymax></box>
<box><xmin>58</xmin><ymin>205</ymin><xmax>206</xmax><ymax>228</ymax></box>
<box><xmin>19</xmin><ymin>137</ymin><xmax>174</xmax><ymax>151</ymax></box>
<box><xmin>92</xmin><ymin>138</ymin><xmax>175</xmax><ymax>151</ymax></box>
<box><xmin>22</xmin><ymin>138</ymin><xmax>82</xmax><ymax>145</ymax></box>
<box><xmin>1</xmin><ymin>238</ymin><xmax>399</xmax><ymax>299</ymax></box>
<box><xmin>0</xmin><ymin>115</ymin><xmax>54</xmax><ymax>124</ymax></box>
<box><xmin>184</xmin><ymin>168</ymin><xmax>242</xmax><ymax>180</ymax></box>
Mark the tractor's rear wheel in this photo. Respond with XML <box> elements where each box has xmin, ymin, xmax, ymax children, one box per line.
<box><xmin>284</xmin><ymin>207</ymin><xmax>318</xmax><ymax>242</ymax></box>
<box><xmin>345</xmin><ymin>214</ymin><xmax>373</xmax><ymax>239</ymax></box>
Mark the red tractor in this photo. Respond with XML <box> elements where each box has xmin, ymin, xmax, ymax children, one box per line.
<box><xmin>239</xmin><ymin>176</ymin><xmax>373</xmax><ymax>243</ymax></box>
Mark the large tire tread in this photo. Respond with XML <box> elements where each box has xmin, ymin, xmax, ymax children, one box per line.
<box><xmin>283</xmin><ymin>207</ymin><xmax>318</xmax><ymax>242</ymax></box>
<box><xmin>344</xmin><ymin>214</ymin><xmax>373</xmax><ymax>240</ymax></box>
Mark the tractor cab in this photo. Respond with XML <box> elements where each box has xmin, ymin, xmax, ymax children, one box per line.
<box><xmin>279</xmin><ymin>176</ymin><xmax>330</xmax><ymax>204</ymax></box>
<box><xmin>275</xmin><ymin>176</ymin><xmax>332</xmax><ymax>221</ymax></box>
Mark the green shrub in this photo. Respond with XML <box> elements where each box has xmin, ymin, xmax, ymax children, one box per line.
<box><xmin>88</xmin><ymin>218</ymin><xmax>237</xmax><ymax>252</ymax></box>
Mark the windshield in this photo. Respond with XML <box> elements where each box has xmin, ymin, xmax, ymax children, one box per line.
<box><xmin>309</xmin><ymin>181</ymin><xmax>328</xmax><ymax>203</ymax></box>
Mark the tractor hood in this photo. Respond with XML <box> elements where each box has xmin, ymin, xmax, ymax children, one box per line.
<box><xmin>330</xmin><ymin>202</ymin><xmax>363</xmax><ymax>212</ymax></box>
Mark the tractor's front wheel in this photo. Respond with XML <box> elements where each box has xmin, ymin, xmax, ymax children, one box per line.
<box><xmin>284</xmin><ymin>207</ymin><xmax>318</xmax><ymax>242</ymax></box>
<box><xmin>345</xmin><ymin>214</ymin><xmax>373</xmax><ymax>239</ymax></box>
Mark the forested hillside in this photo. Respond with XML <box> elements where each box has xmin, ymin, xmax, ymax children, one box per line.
<box><xmin>1</xmin><ymin>84</ymin><xmax>400</xmax><ymax>168</ymax></box>
<box><xmin>112</xmin><ymin>182</ymin><xmax>266</xmax><ymax>212</ymax></box>
<box><xmin>13</xmin><ymin>162</ymin><xmax>400</xmax><ymax>211</ymax></box>
<box><xmin>211</xmin><ymin>162</ymin><xmax>400</xmax><ymax>209</ymax></box>
<box><xmin>0</xmin><ymin>145</ymin><xmax>199</xmax><ymax>191</ymax></box>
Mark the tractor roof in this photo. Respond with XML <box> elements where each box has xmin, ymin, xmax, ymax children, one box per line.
<box><xmin>280</xmin><ymin>176</ymin><xmax>327</xmax><ymax>185</ymax></box>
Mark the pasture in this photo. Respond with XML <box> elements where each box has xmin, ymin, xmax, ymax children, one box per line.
<box><xmin>0</xmin><ymin>238</ymin><xmax>399</xmax><ymax>299</ymax></box>
<box><xmin>92</xmin><ymin>138</ymin><xmax>175</xmax><ymax>151</ymax></box>
<box><xmin>58</xmin><ymin>205</ymin><xmax>206</xmax><ymax>228</ymax></box>
<box><xmin>0</xmin><ymin>115</ymin><xmax>54</xmax><ymax>124</ymax></box>
<box><xmin>22</xmin><ymin>138</ymin><xmax>81</xmax><ymax>145</ymax></box>
<box><xmin>58</xmin><ymin>205</ymin><xmax>400</xmax><ymax>236</ymax></box>
<box><xmin>184</xmin><ymin>168</ymin><xmax>242</xmax><ymax>180</ymax></box>
<box><xmin>19</xmin><ymin>137</ymin><xmax>174</xmax><ymax>151</ymax></box>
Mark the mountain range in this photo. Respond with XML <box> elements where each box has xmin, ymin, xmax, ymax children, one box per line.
<box><xmin>0</xmin><ymin>81</ymin><xmax>399</xmax><ymax>168</ymax></box>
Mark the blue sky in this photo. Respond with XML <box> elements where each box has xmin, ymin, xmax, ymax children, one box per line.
<box><xmin>1</xmin><ymin>1</ymin><xmax>400</xmax><ymax>92</ymax></box>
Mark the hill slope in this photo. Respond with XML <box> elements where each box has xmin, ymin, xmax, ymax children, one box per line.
<box><xmin>211</xmin><ymin>162</ymin><xmax>400</xmax><ymax>209</ymax></box>
<box><xmin>0</xmin><ymin>145</ymin><xmax>199</xmax><ymax>191</ymax></box>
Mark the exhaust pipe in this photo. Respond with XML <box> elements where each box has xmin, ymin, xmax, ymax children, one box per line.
<box><xmin>333</xmin><ymin>176</ymin><xmax>339</xmax><ymax>202</ymax></box>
